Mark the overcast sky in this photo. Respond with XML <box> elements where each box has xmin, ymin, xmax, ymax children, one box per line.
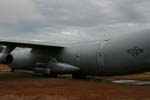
<box><xmin>0</xmin><ymin>0</ymin><xmax>149</xmax><ymax>43</ymax></box>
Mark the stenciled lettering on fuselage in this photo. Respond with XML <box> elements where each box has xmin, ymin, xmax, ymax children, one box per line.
<box><xmin>127</xmin><ymin>46</ymin><xmax>144</xmax><ymax>57</ymax></box>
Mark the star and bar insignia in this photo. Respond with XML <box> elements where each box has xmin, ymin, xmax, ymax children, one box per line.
<box><xmin>127</xmin><ymin>46</ymin><xmax>144</xmax><ymax>57</ymax></box>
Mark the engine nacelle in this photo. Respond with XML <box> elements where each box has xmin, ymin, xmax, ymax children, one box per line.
<box><xmin>0</xmin><ymin>53</ymin><xmax>13</xmax><ymax>64</ymax></box>
<box><xmin>10</xmin><ymin>48</ymin><xmax>50</xmax><ymax>70</ymax></box>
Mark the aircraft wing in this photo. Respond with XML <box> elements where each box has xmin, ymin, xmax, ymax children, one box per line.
<box><xmin>0</xmin><ymin>39</ymin><xmax>65</xmax><ymax>49</ymax></box>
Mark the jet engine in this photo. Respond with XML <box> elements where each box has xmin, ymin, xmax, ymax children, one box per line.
<box><xmin>0</xmin><ymin>53</ymin><xmax>13</xmax><ymax>64</ymax></box>
<box><xmin>0</xmin><ymin>46</ymin><xmax>14</xmax><ymax>64</ymax></box>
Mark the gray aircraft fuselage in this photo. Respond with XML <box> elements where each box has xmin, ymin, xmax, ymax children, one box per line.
<box><xmin>8</xmin><ymin>29</ymin><xmax>150</xmax><ymax>76</ymax></box>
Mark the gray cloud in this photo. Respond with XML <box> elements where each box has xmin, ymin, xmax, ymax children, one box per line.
<box><xmin>0</xmin><ymin>0</ymin><xmax>149</xmax><ymax>43</ymax></box>
<box><xmin>0</xmin><ymin>0</ymin><xmax>44</xmax><ymax>22</ymax></box>
<box><xmin>116</xmin><ymin>0</ymin><xmax>149</xmax><ymax>23</ymax></box>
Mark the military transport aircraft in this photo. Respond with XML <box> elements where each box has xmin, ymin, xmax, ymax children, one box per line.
<box><xmin>0</xmin><ymin>29</ymin><xmax>149</xmax><ymax>78</ymax></box>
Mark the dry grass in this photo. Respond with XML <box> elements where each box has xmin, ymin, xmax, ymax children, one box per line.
<box><xmin>0</xmin><ymin>64</ymin><xmax>10</xmax><ymax>71</ymax></box>
<box><xmin>0</xmin><ymin>65</ymin><xmax>150</xmax><ymax>100</ymax></box>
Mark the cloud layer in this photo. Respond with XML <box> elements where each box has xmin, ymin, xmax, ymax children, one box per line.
<box><xmin>0</xmin><ymin>0</ymin><xmax>149</xmax><ymax>43</ymax></box>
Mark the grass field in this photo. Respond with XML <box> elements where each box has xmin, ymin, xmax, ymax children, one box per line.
<box><xmin>0</xmin><ymin>65</ymin><xmax>150</xmax><ymax>100</ymax></box>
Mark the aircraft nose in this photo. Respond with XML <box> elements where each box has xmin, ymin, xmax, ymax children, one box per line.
<box><xmin>126</xmin><ymin>29</ymin><xmax>150</xmax><ymax>69</ymax></box>
<box><xmin>139</xmin><ymin>29</ymin><xmax>150</xmax><ymax>67</ymax></box>
<box><xmin>146</xmin><ymin>30</ymin><xmax>150</xmax><ymax>66</ymax></box>
<box><xmin>125</xmin><ymin>29</ymin><xmax>150</xmax><ymax>68</ymax></box>
<box><xmin>101</xmin><ymin>29</ymin><xmax>150</xmax><ymax>75</ymax></box>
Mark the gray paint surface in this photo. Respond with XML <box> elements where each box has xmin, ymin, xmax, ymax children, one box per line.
<box><xmin>0</xmin><ymin>29</ymin><xmax>149</xmax><ymax>76</ymax></box>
